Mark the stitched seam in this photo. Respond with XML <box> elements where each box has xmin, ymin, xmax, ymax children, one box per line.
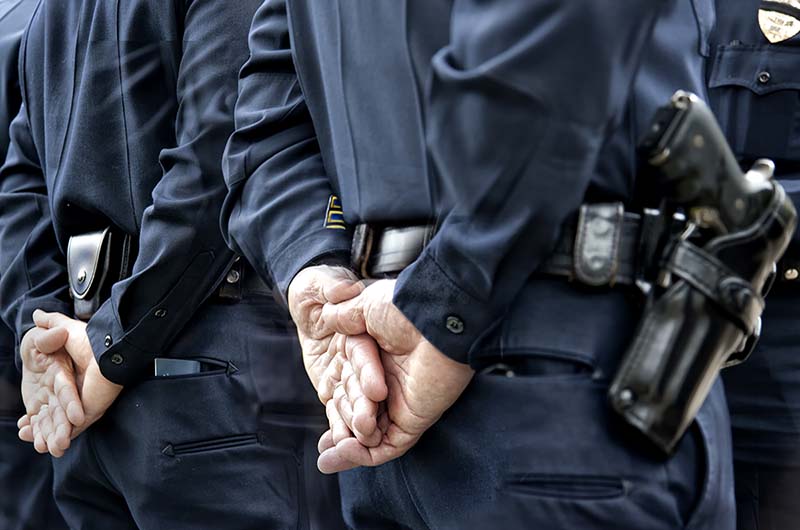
<box><xmin>115</xmin><ymin>0</ymin><xmax>138</xmax><ymax>230</ymax></box>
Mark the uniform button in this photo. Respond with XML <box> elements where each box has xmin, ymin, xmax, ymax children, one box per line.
<box><xmin>154</xmin><ymin>308</ymin><xmax>167</xmax><ymax>318</ymax></box>
<box><xmin>104</xmin><ymin>334</ymin><xmax>113</xmax><ymax>347</ymax></box>
<box><xmin>785</xmin><ymin>268</ymin><xmax>799</xmax><ymax>281</ymax></box>
<box><xmin>110</xmin><ymin>353</ymin><xmax>124</xmax><ymax>365</ymax></box>
<box><xmin>77</xmin><ymin>269</ymin><xmax>87</xmax><ymax>283</ymax></box>
<box><xmin>445</xmin><ymin>316</ymin><xmax>464</xmax><ymax>335</ymax></box>
<box><xmin>226</xmin><ymin>269</ymin><xmax>241</xmax><ymax>284</ymax></box>
<box><xmin>758</xmin><ymin>71</ymin><xmax>771</xmax><ymax>84</ymax></box>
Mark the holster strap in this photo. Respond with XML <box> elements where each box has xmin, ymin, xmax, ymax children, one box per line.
<box><xmin>665</xmin><ymin>239</ymin><xmax>764</xmax><ymax>334</ymax></box>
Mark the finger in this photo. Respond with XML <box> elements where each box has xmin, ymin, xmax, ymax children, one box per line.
<box><xmin>49</xmin><ymin>422</ymin><xmax>70</xmax><ymax>458</ymax></box>
<box><xmin>322</xmin><ymin>272</ymin><xmax>364</xmax><ymax>305</ymax></box>
<box><xmin>334</xmin><ymin>437</ymin><xmax>398</xmax><ymax>469</ymax></box>
<box><xmin>317</xmin><ymin>446</ymin><xmax>360</xmax><ymax>474</ymax></box>
<box><xmin>346</xmin><ymin>373</ymin><xmax>382</xmax><ymax>448</ymax></box>
<box><xmin>318</xmin><ymin>429</ymin><xmax>335</xmax><ymax>454</ymax></box>
<box><xmin>32</xmin><ymin>327</ymin><xmax>69</xmax><ymax>355</ymax></box>
<box><xmin>345</xmin><ymin>334</ymin><xmax>387</xmax><ymax>402</ymax></box>
<box><xmin>54</xmin><ymin>366</ymin><xmax>85</xmax><ymax>427</ymax></box>
<box><xmin>326</xmin><ymin>398</ymin><xmax>353</xmax><ymax>446</ymax></box>
<box><xmin>17</xmin><ymin>414</ymin><xmax>30</xmax><ymax>430</ymax></box>
<box><xmin>320</xmin><ymin>296</ymin><xmax>367</xmax><ymax>336</ymax></box>
<box><xmin>18</xmin><ymin>424</ymin><xmax>34</xmax><ymax>443</ymax></box>
<box><xmin>48</xmin><ymin>405</ymin><xmax>72</xmax><ymax>455</ymax></box>
<box><xmin>36</xmin><ymin>405</ymin><xmax>55</xmax><ymax>452</ymax></box>
<box><xmin>317</xmin><ymin>342</ymin><xmax>345</xmax><ymax>402</ymax></box>
<box><xmin>31</xmin><ymin>415</ymin><xmax>48</xmax><ymax>454</ymax></box>
<box><xmin>333</xmin><ymin>381</ymin><xmax>354</xmax><ymax>431</ymax></box>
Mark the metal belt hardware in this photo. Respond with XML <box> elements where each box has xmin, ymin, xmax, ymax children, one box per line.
<box><xmin>351</xmin><ymin>224</ymin><xmax>436</xmax><ymax>279</ymax></box>
<box><xmin>216</xmin><ymin>257</ymin><xmax>273</xmax><ymax>301</ymax></box>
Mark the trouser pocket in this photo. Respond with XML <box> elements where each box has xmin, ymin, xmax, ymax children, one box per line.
<box><xmin>163</xmin><ymin>433</ymin><xmax>260</xmax><ymax>457</ymax></box>
<box><xmin>504</xmin><ymin>473</ymin><xmax>627</xmax><ymax>501</ymax></box>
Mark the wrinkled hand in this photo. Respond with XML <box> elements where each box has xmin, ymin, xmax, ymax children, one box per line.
<box><xmin>19</xmin><ymin>310</ymin><xmax>122</xmax><ymax>456</ymax></box>
<box><xmin>18</xmin><ymin>321</ymin><xmax>85</xmax><ymax>457</ymax></box>
<box><xmin>316</xmin><ymin>279</ymin><xmax>474</xmax><ymax>473</ymax></box>
<box><xmin>288</xmin><ymin>266</ymin><xmax>388</xmax><ymax>427</ymax></box>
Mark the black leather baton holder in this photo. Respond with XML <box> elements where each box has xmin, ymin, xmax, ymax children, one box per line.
<box><xmin>67</xmin><ymin>228</ymin><xmax>134</xmax><ymax>321</ymax></box>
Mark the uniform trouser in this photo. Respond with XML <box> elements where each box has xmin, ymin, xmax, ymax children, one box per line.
<box><xmin>51</xmin><ymin>295</ymin><xmax>347</xmax><ymax>530</ymax></box>
<box><xmin>1</xmin><ymin>353</ymin><xmax>68</xmax><ymax>530</ymax></box>
<box><xmin>722</xmin><ymin>288</ymin><xmax>800</xmax><ymax>530</ymax></box>
<box><xmin>338</xmin><ymin>278</ymin><xmax>736</xmax><ymax>530</ymax></box>
<box><xmin>1</xmin><ymin>418</ymin><xmax>68</xmax><ymax>530</ymax></box>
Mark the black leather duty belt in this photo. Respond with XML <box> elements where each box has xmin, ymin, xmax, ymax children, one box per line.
<box><xmin>350</xmin><ymin>204</ymin><xmax>678</xmax><ymax>288</ymax></box>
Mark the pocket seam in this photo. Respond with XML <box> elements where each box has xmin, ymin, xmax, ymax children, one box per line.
<box><xmin>503</xmin><ymin>474</ymin><xmax>628</xmax><ymax>501</ymax></box>
<box><xmin>474</xmin><ymin>347</ymin><xmax>597</xmax><ymax>370</ymax></box>
<box><xmin>163</xmin><ymin>433</ymin><xmax>260</xmax><ymax>457</ymax></box>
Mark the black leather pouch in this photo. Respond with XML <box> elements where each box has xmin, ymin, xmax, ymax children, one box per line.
<box><xmin>67</xmin><ymin>228</ymin><xmax>134</xmax><ymax>321</ymax></box>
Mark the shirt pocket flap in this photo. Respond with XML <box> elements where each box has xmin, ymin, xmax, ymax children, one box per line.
<box><xmin>709</xmin><ymin>44</ymin><xmax>800</xmax><ymax>95</ymax></box>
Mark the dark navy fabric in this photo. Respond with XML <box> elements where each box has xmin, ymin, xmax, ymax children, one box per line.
<box><xmin>0</xmin><ymin>2</ymin><xmax>67</xmax><ymax>529</ymax></box>
<box><xmin>707</xmin><ymin>2</ymin><xmax>800</xmax><ymax>528</ymax></box>
<box><xmin>0</xmin><ymin>0</ymin><xmax>34</xmax><ymax>420</ymax></box>
<box><xmin>223</xmin><ymin>0</ymin><xmax>677</xmax><ymax>365</ymax></box>
<box><xmin>224</xmin><ymin>0</ymin><xmax>735</xmax><ymax>528</ymax></box>
<box><xmin>0</xmin><ymin>419</ymin><xmax>67</xmax><ymax>530</ymax></box>
<box><xmin>341</xmin><ymin>281</ymin><xmax>734</xmax><ymax>530</ymax></box>
<box><xmin>0</xmin><ymin>1</ymin><xmax>347</xmax><ymax>528</ymax></box>
<box><xmin>52</xmin><ymin>297</ymin><xmax>346</xmax><ymax>530</ymax></box>
<box><xmin>0</xmin><ymin>0</ymin><xmax>258</xmax><ymax>386</ymax></box>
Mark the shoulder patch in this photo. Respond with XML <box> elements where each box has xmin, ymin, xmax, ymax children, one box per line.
<box><xmin>324</xmin><ymin>195</ymin><xmax>346</xmax><ymax>230</ymax></box>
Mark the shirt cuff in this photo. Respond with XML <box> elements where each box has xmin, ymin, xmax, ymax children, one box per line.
<box><xmin>269</xmin><ymin>228</ymin><xmax>353</xmax><ymax>301</ymax></box>
<box><xmin>393</xmin><ymin>249</ymin><xmax>498</xmax><ymax>365</ymax></box>
<box><xmin>87</xmin><ymin>299</ymin><xmax>149</xmax><ymax>386</ymax></box>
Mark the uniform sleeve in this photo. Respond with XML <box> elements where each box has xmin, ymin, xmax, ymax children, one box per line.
<box><xmin>0</xmin><ymin>105</ymin><xmax>72</xmax><ymax>356</ymax></box>
<box><xmin>85</xmin><ymin>0</ymin><xmax>262</xmax><ymax>385</ymax></box>
<box><xmin>221</xmin><ymin>0</ymin><xmax>352</xmax><ymax>300</ymax></box>
<box><xmin>394</xmin><ymin>0</ymin><xmax>672</xmax><ymax>363</ymax></box>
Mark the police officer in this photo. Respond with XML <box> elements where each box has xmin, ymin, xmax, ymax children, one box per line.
<box><xmin>222</xmin><ymin>0</ymin><xmax>735</xmax><ymax>528</ymax></box>
<box><xmin>0</xmin><ymin>1</ymin><xmax>67</xmax><ymax>528</ymax></box>
<box><xmin>708</xmin><ymin>2</ymin><xmax>800</xmax><ymax>528</ymax></box>
<box><xmin>0</xmin><ymin>1</ymin><xmax>345</xmax><ymax>528</ymax></box>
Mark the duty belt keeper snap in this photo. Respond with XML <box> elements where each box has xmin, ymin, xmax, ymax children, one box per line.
<box><xmin>573</xmin><ymin>203</ymin><xmax>625</xmax><ymax>286</ymax></box>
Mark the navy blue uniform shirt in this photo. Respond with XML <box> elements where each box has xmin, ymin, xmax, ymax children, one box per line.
<box><xmin>0</xmin><ymin>0</ymin><xmax>260</xmax><ymax>385</ymax></box>
<box><xmin>709</xmin><ymin>0</ymin><xmax>800</xmax><ymax>466</ymax></box>
<box><xmin>223</xmin><ymin>0</ymin><xmax>714</xmax><ymax>364</ymax></box>
<box><xmin>0</xmin><ymin>0</ymin><xmax>37</xmax><ymax>415</ymax></box>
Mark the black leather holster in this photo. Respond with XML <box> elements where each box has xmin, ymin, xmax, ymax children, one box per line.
<box><xmin>608</xmin><ymin>182</ymin><xmax>796</xmax><ymax>453</ymax></box>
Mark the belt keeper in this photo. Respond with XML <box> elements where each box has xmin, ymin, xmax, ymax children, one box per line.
<box><xmin>351</xmin><ymin>224</ymin><xmax>376</xmax><ymax>279</ymax></box>
<box><xmin>573</xmin><ymin>203</ymin><xmax>624</xmax><ymax>286</ymax></box>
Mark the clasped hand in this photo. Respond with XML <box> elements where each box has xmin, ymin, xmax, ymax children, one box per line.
<box><xmin>17</xmin><ymin>310</ymin><xmax>122</xmax><ymax>457</ymax></box>
<box><xmin>288</xmin><ymin>266</ymin><xmax>474</xmax><ymax>474</ymax></box>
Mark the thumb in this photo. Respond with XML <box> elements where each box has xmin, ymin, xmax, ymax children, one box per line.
<box><xmin>33</xmin><ymin>310</ymin><xmax>73</xmax><ymax>331</ymax></box>
<box><xmin>32</xmin><ymin>327</ymin><xmax>69</xmax><ymax>355</ymax></box>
